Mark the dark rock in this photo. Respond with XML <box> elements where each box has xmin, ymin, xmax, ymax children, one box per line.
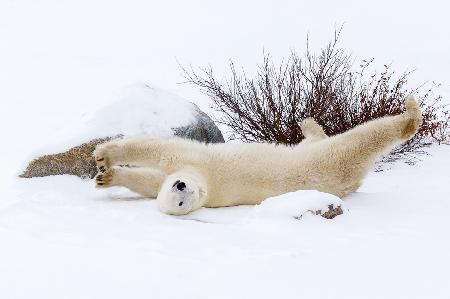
<box><xmin>173</xmin><ymin>105</ymin><xmax>224</xmax><ymax>143</ymax></box>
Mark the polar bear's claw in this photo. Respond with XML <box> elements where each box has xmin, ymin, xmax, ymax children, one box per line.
<box><xmin>94</xmin><ymin>142</ymin><xmax>121</xmax><ymax>172</ymax></box>
<box><xmin>94</xmin><ymin>148</ymin><xmax>110</xmax><ymax>172</ymax></box>
<box><xmin>95</xmin><ymin>168</ymin><xmax>115</xmax><ymax>187</ymax></box>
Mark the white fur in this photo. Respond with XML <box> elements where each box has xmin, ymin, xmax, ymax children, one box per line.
<box><xmin>94</xmin><ymin>97</ymin><xmax>422</xmax><ymax>215</ymax></box>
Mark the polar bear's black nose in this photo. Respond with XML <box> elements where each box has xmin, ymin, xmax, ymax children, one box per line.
<box><xmin>176</xmin><ymin>181</ymin><xmax>186</xmax><ymax>191</ymax></box>
<box><xmin>179</xmin><ymin>201</ymin><xmax>184</xmax><ymax>206</ymax></box>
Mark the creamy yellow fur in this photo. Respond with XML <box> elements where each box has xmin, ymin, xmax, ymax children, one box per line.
<box><xmin>94</xmin><ymin>97</ymin><xmax>421</xmax><ymax>215</ymax></box>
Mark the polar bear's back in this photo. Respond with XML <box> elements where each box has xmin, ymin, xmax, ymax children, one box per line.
<box><xmin>202</xmin><ymin>141</ymin><xmax>306</xmax><ymax>206</ymax></box>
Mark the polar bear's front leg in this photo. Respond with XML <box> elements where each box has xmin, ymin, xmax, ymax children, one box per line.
<box><xmin>94</xmin><ymin>136</ymin><xmax>169</xmax><ymax>171</ymax></box>
<box><xmin>94</xmin><ymin>136</ymin><xmax>205</xmax><ymax>172</ymax></box>
<box><xmin>95</xmin><ymin>166</ymin><xmax>166</xmax><ymax>198</ymax></box>
<box><xmin>156</xmin><ymin>169</ymin><xmax>208</xmax><ymax>215</ymax></box>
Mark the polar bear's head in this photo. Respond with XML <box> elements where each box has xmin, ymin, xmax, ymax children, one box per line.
<box><xmin>157</xmin><ymin>174</ymin><xmax>207</xmax><ymax>215</ymax></box>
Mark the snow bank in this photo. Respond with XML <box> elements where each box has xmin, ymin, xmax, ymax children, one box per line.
<box><xmin>182</xmin><ymin>190</ymin><xmax>345</xmax><ymax>224</ymax></box>
<box><xmin>30</xmin><ymin>83</ymin><xmax>197</xmax><ymax>157</ymax></box>
<box><xmin>248</xmin><ymin>190</ymin><xmax>345</xmax><ymax>222</ymax></box>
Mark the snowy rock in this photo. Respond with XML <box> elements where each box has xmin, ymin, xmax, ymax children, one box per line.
<box><xmin>173</xmin><ymin>105</ymin><xmax>224</xmax><ymax>144</ymax></box>
<box><xmin>20</xmin><ymin>84</ymin><xmax>224</xmax><ymax>179</ymax></box>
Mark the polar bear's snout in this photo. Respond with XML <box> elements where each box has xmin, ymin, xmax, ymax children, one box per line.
<box><xmin>166</xmin><ymin>180</ymin><xmax>189</xmax><ymax>207</ymax></box>
<box><xmin>157</xmin><ymin>175</ymin><xmax>205</xmax><ymax>215</ymax></box>
<box><xmin>175</xmin><ymin>181</ymin><xmax>186</xmax><ymax>191</ymax></box>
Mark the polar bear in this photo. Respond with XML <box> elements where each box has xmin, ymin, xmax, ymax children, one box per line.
<box><xmin>94</xmin><ymin>97</ymin><xmax>421</xmax><ymax>215</ymax></box>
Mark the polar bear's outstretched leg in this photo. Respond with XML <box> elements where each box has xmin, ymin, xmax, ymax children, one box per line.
<box><xmin>94</xmin><ymin>136</ymin><xmax>205</xmax><ymax>171</ymax></box>
<box><xmin>336</xmin><ymin>96</ymin><xmax>421</xmax><ymax>155</ymax></box>
<box><xmin>156</xmin><ymin>168</ymin><xmax>208</xmax><ymax>215</ymax></box>
<box><xmin>312</xmin><ymin>96</ymin><xmax>422</xmax><ymax>197</ymax></box>
<box><xmin>95</xmin><ymin>166</ymin><xmax>166</xmax><ymax>198</ymax></box>
<box><xmin>300</xmin><ymin>118</ymin><xmax>328</xmax><ymax>144</ymax></box>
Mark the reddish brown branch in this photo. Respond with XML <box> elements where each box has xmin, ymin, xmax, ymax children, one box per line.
<box><xmin>181</xmin><ymin>33</ymin><xmax>450</xmax><ymax>163</ymax></box>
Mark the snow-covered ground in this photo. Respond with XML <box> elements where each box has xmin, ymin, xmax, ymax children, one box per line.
<box><xmin>1</xmin><ymin>0</ymin><xmax>450</xmax><ymax>298</ymax></box>
<box><xmin>1</xmin><ymin>146</ymin><xmax>449</xmax><ymax>298</ymax></box>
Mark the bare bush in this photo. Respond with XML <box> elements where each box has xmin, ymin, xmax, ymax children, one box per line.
<box><xmin>182</xmin><ymin>31</ymin><xmax>450</xmax><ymax>164</ymax></box>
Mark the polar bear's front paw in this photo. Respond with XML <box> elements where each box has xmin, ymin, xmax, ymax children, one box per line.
<box><xmin>93</xmin><ymin>142</ymin><xmax>121</xmax><ymax>172</ymax></box>
<box><xmin>95</xmin><ymin>167</ymin><xmax>116</xmax><ymax>187</ymax></box>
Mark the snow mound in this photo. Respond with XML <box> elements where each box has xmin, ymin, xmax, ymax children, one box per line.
<box><xmin>173</xmin><ymin>190</ymin><xmax>345</xmax><ymax>225</ymax></box>
<box><xmin>32</xmin><ymin>83</ymin><xmax>197</xmax><ymax>157</ymax></box>
<box><xmin>83</xmin><ymin>83</ymin><xmax>196</xmax><ymax>138</ymax></box>
<box><xmin>249</xmin><ymin>190</ymin><xmax>345</xmax><ymax>221</ymax></box>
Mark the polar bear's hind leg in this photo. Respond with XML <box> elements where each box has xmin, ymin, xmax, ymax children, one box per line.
<box><xmin>317</xmin><ymin>96</ymin><xmax>422</xmax><ymax>197</ymax></box>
